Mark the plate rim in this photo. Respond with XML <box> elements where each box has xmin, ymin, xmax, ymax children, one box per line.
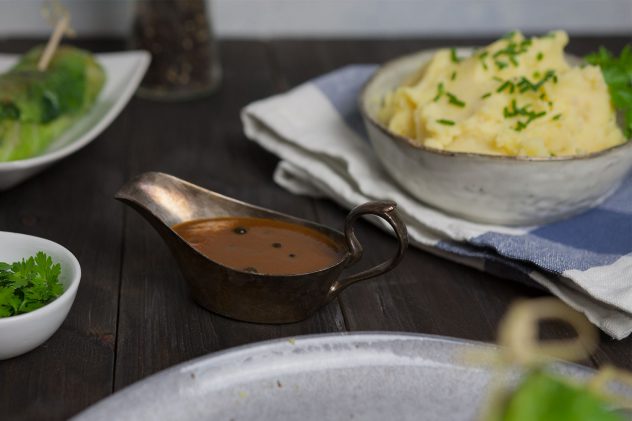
<box><xmin>0</xmin><ymin>49</ymin><xmax>151</xmax><ymax>172</ymax></box>
<box><xmin>72</xmin><ymin>331</ymin><xmax>594</xmax><ymax>420</ymax></box>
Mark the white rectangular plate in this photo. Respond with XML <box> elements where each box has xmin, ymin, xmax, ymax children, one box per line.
<box><xmin>0</xmin><ymin>50</ymin><xmax>151</xmax><ymax>190</ymax></box>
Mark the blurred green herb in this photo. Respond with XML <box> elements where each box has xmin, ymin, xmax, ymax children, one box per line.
<box><xmin>516</xmin><ymin>70</ymin><xmax>558</xmax><ymax>93</ymax></box>
<box><xmin>493</xmin><ymin>37</ymin><xmax>532</xmax><ymax>68</ymax></box>
<box><xmin>497</xmin><ymin>80</ymin><xmax>515</xmax><ymax>94</ymax></box>
<box><xmin>0</xmin><ymin>252</ymin><xmax>63</xmax><ymax>317</ymax></box>
<box><xmin>433</xmin><ymin>82</ymin><xmax>445</xmax><ymax>102</ymax></box>
<box><xmin>503</xmin><ymin>99</ymin><xmax>547</xmax><ymax>131</ymax></box>
<box><xmin>478</xmin><ymin>51</ymin><xmax>489</xmax><ymax>70</ymax></box>
<box><xmin>497</xmin><ymin>370</ymin><xmax>625</xmax><ymax>421</ymax></box>
<box><xmin>450</xmin><ymin>48</ymin><xmax>462</xmax><ymax>63</ymax></box>
<box><xmin>446</xmin><ymin>92</ymin><xmax>466</xmax><ymax>107</ymax></box>
<box><xmin>585</xmin><ymin>46</ymin><xmax>632</xmax><ymax>138</ymax></box>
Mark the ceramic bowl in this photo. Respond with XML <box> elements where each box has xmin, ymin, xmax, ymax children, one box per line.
<box><xmin>0</xmin><ymin>232</ymin><xmax>81</xmax><ymax>359</ymax></box>
<box><xmin>360</xmin><ymin>49</ymin><xmax>632</xmax><ymax>226</ymax></box>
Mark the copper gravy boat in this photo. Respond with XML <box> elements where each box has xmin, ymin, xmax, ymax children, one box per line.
<box><xmin>115</xmin><ymin>172</ymin><xmax>408</xmax><ymax>323</ymax></box>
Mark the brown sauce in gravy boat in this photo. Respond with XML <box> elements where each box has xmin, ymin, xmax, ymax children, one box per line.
<box><xmin>115</xmin><ymin>172</ymin><xmax>408</xmax><ymax>323</ymax></box>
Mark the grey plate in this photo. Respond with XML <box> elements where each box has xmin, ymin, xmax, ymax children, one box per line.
<box><xmin>72</xmin><ymin>332</ymin><xmax>593</xmax><ymax>421</ymax></box>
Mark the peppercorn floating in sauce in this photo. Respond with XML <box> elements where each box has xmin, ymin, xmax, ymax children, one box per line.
<box><xmin>172</xmin><ymin>217</ymin><xmax>345</xmax><ymax>275</ymax></box>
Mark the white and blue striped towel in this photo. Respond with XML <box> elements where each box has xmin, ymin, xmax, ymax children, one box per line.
<box><xmin>242</xmin><ymin>65</ymin><xmax>632</xmax><ymax>339</ymax></box>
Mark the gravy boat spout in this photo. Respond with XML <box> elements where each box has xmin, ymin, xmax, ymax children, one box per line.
<box><xmin>115</xmin><ymin>172</ymin><xmax>408</xmax><ymax>324</ymax></box>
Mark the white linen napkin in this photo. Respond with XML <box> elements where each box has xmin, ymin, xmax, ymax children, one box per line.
<box><xmin>242</xmin><ymin>65</ymin><xmax>632</xmax><ymax>339</ymax></box>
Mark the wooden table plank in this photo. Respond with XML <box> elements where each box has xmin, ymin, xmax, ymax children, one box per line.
<box><xmin>0</xmin><ymin>38</ymin><xmax>128</xmax><ymax>421</ymax></box>
<box><xmin>113</xmin><ymin>40</ymin><xmax>346</xmax><ymax>391</ymax></box>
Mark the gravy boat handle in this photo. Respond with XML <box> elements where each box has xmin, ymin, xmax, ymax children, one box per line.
<box><xmin>329</xmin><ymin>201</ymin><xmax>408</xmax><ymax>297</ymax></box>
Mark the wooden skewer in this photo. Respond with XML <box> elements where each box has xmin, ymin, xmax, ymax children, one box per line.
<box><xmin>37</xmin><ymin>9</ymin><xmax>70</xmax><ymax>71</ymax></box>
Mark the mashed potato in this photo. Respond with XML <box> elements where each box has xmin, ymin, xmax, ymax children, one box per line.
<box><xmin>379</xmin><ymin>31</ymin><xmax>626</xmax><ymax>157</ymax></box>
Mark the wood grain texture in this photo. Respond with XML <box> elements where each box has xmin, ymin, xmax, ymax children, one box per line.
<box><xmin>113</xmin><ymin>41</ymin><xmax>346</xmax><ymax>391</ymax></box>
<box><xmin>0</xmin><ymin>36</ymin><xmax>631</xmax><ymax>419</ymax></box>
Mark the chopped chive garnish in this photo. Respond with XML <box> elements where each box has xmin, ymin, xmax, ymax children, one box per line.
<box><xmin>514</xmin><ymin>121</ymin><xmax>528</xmax><ymax>131</ymax></box>
<box><xmin>516</xmin><ymin>70</ymin><xmax>557</xmax><ymax>93</ymax></box>
<box><xmin>552</xmin><ymin>113</ymin><xmax>562</xmax><ymax>121</ymax></box>
<box><xmin>492</xmin><ymin>37</ymin><xmax>532</xmax><ymax>68</ymax></box>
<box><xmin>433</xmin><ymin>82</ymin><xmax>445</xmax><ymax>102</ymax></box>
<box><xmin>539</xmin><ymin>93</ymin><xmax>546</xmax><ymax>100</ymax></box>
<box><xmin>493</xmin><ymin>76</ymin><xmax>504</xmax><ymax>82</ymax></box>
<box><xmin>446</xmin><ymin>92</ymin><xmax>466</xmax><ymax>107</ymax></box>
<box><xmin>450</xmin><ymin>48</ymin><xmax>461</xmax><ymax>63</ymax></box>
<box><xmin>451</xmin><ymin>71</ymin><xmax>457</xmax><ymax>81</ymax></box>
<box><xmin>536</xmin><ymin>52</ymin><xmax>544</xmax><ymax>61</ymax></box>
<box><xmin>481</xmin><ymin>92</ymin><xmax>492</xmax><ymax>99</ymax></box>
<box><xmin>437</xmin><ymin>119</ymin><xmax>456</xmax><ymax>126</ymax></box>
<box><xmin>478</xmin><ymin>51</ymin><xmax>489</xmax><ymax>70</ymax></box>
<box><xmin>503</xmin><ymin>99</ymin><xmax>547</xmax><ymax>131</ymax></box>
<box><xmin>504</xmin><ymin>99</ymin><xmax>518</xmax><ymax>118</ymax></box>
<box><xmin>497</xmin><ymin>80</ymin><xmax>515</xmax><ymax>94</ymax></box>
<box><xmin>517</xmin><ymin>77</ymin><xmax>535</xmax><ymax>93</ymax></box>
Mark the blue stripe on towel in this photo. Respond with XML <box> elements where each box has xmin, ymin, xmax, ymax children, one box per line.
<box><xmin>313</xmin><ymin>65</ymin><xmax>376</xmax><ymax>138</ymax></box>
<box><xmin>436</xmin><ymin>240</ymin><xmax>542</xmax><ymax>289</ymax></box>
<box><xmin>471</xmin><ymin>175</ymin><xmax>632</xmax><ymax>273</ymax></box>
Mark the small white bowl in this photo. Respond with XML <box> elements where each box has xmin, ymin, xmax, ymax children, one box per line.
<box><xmin>360</xmin><ymin>49</ymin><xmax>632</xmax><ymax>226</ymax></box>
<box><xmin>0</xmin><ymin>232</ymin><xmax>81</xmax><ymax>359</ymax></box>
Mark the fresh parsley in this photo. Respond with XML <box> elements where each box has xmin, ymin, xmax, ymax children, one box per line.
<box><xmin>585</xmin><ymin>46</ymin><xmax>632</xmax><ymax>138</ymax></box>
<box><xmin>0</xmin><ymin>252</ymin><xmax>63</xmax><ymax>317</ymax></box>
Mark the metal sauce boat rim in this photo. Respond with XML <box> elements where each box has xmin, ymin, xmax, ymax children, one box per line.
<box><xmin>115</xmin><ymin>172</ymin><xmax>353</xmax><ymax>279</ymax></box>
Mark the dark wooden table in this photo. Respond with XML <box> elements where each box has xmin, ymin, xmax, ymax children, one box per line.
<box><xmin>1</xmin><ymin>35</ymin><xmax>631</xmax><ymax>420</ymax></box>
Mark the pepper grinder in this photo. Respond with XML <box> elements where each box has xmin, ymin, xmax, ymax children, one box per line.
<box><xmin>129</xmin><ymin>0</ymin><xmax>222</xmax><ymax>100</ymax></box>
